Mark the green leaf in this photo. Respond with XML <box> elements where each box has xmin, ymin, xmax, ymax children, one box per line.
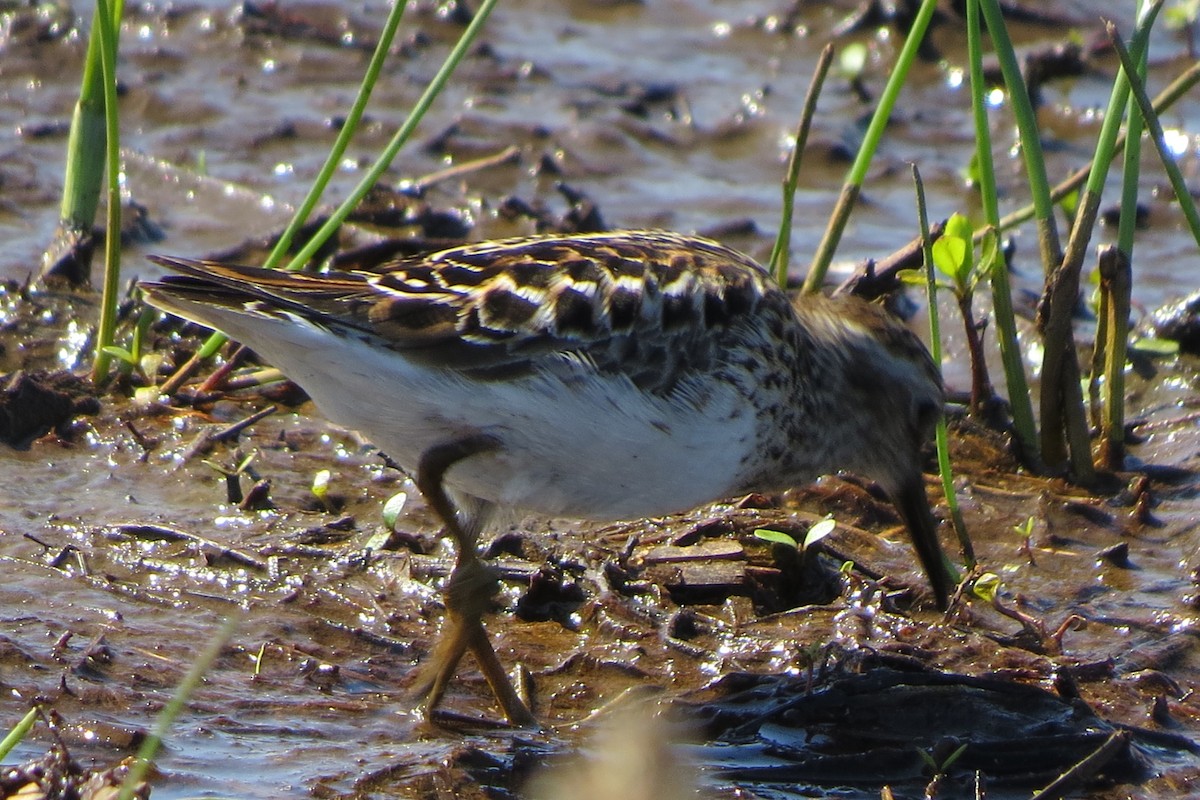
<box><xmin>100</xmin><ymin>345</ymin><xmax>137</xmax><ymax>365</ymax></box>
<box><xmin>931</xmin><ymin>236</ymin><xmax>967</xmax><ymax>282</ymax></box>
<box><xmin>1059</xmin><ymin>187</ymin><xmax>1080</xmax><ymax>220</ymax></box>
<box><xmin>1129</xmin><ymin>337</ymin><xmax>1180</xmax><ymax>357</ymax></box>
<box><xmin>754</xmin><ymin>528</ymin><xmax>798</xmax><ymax>549</ymax></box>
<box><xmin>382</xmin><ymin>491</ymin><xmax>408</xmax><ymax>530</ymax></box>
<box><xmin>802</xmin><ymin>517</ymin><xmax>836</xmax><ymax>550</ymax></box>
<box><xmin>1013</xmin><ymin>516</ymin><xmax>1035</xmax><ymax>539</ymax></box>
<box><xmin>973</xmin><ymin>572</ymin><xmax>1001</xmax><ymax>603</ymax></box>
<box><xmin>960</xmin><ymin>150</ymin><xmax>981</xmax><ymax>187</ymax></box>
<box><xmin>943</xmin><ymin>212</ymin><xmax>973</xmax><ymax>242</ymax></box>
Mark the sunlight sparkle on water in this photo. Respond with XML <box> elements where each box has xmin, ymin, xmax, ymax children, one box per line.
<box><xmin>1164</xmin><ymin>128</ymin><xmax>1192</xmax><ymax>158</ymax></box>
<box><xmin>58</xmin><ymin>320</ymin><xmax>90</xmax><ymax>370</ymax></box>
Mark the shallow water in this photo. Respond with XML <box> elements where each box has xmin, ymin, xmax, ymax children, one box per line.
<box><xmin>3</xmin><ymin>1</ymin><xmax>1200</xmax><ymax>797</ymax></box>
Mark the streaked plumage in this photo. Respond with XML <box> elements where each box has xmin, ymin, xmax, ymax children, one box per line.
<box><xmin>141</xmin><ymin>230</ymin><xmax>951</xmax><ymax>724</ymax></box>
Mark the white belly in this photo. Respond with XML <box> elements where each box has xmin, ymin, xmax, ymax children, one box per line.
<box><xmin>235</xmin><ymin>315</ymin><xmax>755</xmax><ymax>520</ymax></box>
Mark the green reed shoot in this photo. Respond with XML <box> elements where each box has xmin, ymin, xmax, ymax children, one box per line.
<box><xmin>0</xmin><ymin>707</ymin><xmax>38</xmax><ymax>761</ymax></box>
<box><xmin>770</xmin><ymin>44</ymin><xmax>833</xmax><ymax>287</ymax></box>
<box><xmin>964</xmin><ymin>0</ymin><xmax>1038</xmax><ymax>466</ymax></box>
<box><xmin>162</xmin><ymin>0</ymin><xmax>501</xmax><ymax>394</ymax></box>
<box><xmin>1108</xmin><ymin>13</ymin><xmax>1200</xmax><ymax>250</ymax></box>
<box><xmin>90</xmin><ymin>0</ymin><xmax>124</xmax><ymax>384</ymax></box>
<box><xmin>911</xmin><ymin>166</ymin><xmax>973</xmax><ymax>566</ymax></box>
<box><xmin>262</xmin><ymin>0</ymin><xmax>409</xmax><ymax>269</ymax></box>
<box><xmin>995</xmin><ymin>61</ymin><xmax>1200</xmax><ymax>236</ymax></box>
<box><xmin>46</xmin><ymin>0</ymin><xmax>125</xmax><ymax>284</ymax></box>
<box><xmin>801</xmin><ymin>0</ymin><xmax>940</xmax><ymax>293</ymax></box>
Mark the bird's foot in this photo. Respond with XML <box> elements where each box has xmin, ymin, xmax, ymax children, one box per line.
<box><xmin>414</xmin><ymin>559</ymin><xmax>536</xmax><ymax>726</ymax></box>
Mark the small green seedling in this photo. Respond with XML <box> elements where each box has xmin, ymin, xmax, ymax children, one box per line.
<box><xmin>311</xmin><ymin>469</ymin><xmax>334</xmax><ymax>512</ymax></box>
<box><xmin>900</xmin><ymin>213</ymin><xmax>1002</xmax><ymax>418</ymax></box>
<box><xmin>381</xmin><ymin>491</ymin><xmax>409</xmax><ymax>531</ymax></box>
<box><xmin>917</xmin><ymin>742</ymin><xmax>969</xmax><ymax>775</ymax></box>
<box><xmin>753</xmin><ymin>515</ymin><xmax>836</xmax><ymax>552</ymax></box>
<box><xmin>972</xmin><ymin>571</ymin><xmax>1002</xmax><ymax>604</ymax></box>
<box><xmin>100</xmin><ymin>307</ymin><xmax>158</xmax><ymax>379</ymax></box>
<box><xmin>1014</xmin><ymin>516</ymin><xmax>1036</xmax><ymax>564</ymax></box>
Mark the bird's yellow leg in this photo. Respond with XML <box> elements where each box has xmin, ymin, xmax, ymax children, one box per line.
<box><xmin>413</xmin><ymin>435</ymin><xmax>535</xmax><ymax>726</ymax></box>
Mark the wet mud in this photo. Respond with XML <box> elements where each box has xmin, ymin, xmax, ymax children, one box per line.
<box><xmin>3</xmin><ymin>1</ymin><xmax>1200</xmax><ymax>798</ymax></box>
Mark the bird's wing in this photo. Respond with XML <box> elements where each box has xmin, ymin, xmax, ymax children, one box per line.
<box><xmin>143</xmin><ymin>231</ymin><xmax>783</xmax><ymax>393</ymax></box>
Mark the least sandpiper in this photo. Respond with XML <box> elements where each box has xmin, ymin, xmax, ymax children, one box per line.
<box><xmin>141</xmin><ymin>231</ymin><xmax>952</xmax><ymax>725</ymax></box>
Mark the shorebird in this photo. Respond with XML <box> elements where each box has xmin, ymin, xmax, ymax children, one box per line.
<box><xmin>141</xmin><ymin>231</ymin><xmax>952</xmax><ymax>725</ymax></box>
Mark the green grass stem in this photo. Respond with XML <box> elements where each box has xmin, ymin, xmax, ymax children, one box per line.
<box><xmin>90</xmin><ymin>0</ymin><xmax>124</xmax><ymax>384</ymax></box>
<box><xmin>994</xmin><ymin>60</ymin><xmax>1200</xmax><ymax>235</ymax></box>
<box><xmin>801</xmin><ymin>0</ymin><xmax>940</xmax><ymax>294</ymax></box>
<box><xmin>160</xmin><ymin>0</ymin><xmax>498</xmax><ymax>395</ymax></box>
<box><xmin>117</xmin><ymin>616</ymin><xmax>239</xmax><ymax>800</ymax></box>
<box><xmin>0</xmin><ymin>707</ymin><xmax>38</xmax><ymax>761</ymax></box>
<box><xmin>912</xmin><ymin>165</ymin><xmax>973</xmax><ymax>566</ymax></box>
<box><xmin>1108</xmin><ymin>14</ymin><xmax>1200</xmax><ymax>249</ymax></box>
<box><xmin>263</xmin><ymin>0</ymin><xmax>409</xmax><ymax>269</ymax></box>
<box><xmin>282</xmin><ymin>0</ymin><xmax>500</xmax><ymax>273</ymax></box>
<box><xmin>1038</xmin><ymin>3</ymin><xmax>1159</xmax><ymax>478</ymax></box>
<box><xmin>1096</xmin><ymin>2</ymin><xmax>1150</xmax><ymax>470</ymax></box>
<box><xmin>978</xmin><ymin>0</ymin><xmax>1063</xmax><ymax>275</ymax></box>
<box><xmin>55</xmin><ymin>1</ymin><xmax>124</xmax><ymax>250</ymax></box>
<box><xmin>770</xmin><ymin>43</ymin><xmax>833</xmax><ymax>287</ymax></box>
<box><xmin>965</xmin><ymin>0</ymin><xmax>1038</xmax><ymax>466</ymax></box>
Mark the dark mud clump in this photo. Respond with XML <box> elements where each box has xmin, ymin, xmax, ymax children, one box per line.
<box><xmin>0</xmin><ymin>371</ymin><xmax>99</xmax><ymax>449</ymax></box>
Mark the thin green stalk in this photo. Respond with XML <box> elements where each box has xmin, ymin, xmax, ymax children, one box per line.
<box><xmin>161</xmin><ymin>0</ymin><xmax>498</xmax><ymax>394</ymax></box>
<box><xmin>0</xmin><ymin>707</ymin><xmax>38</xmax><ymax>761</ymax></box>
<box><xmin>39</xmin><ymin>0</ymin><xmax>125</xmax><ymax>287</ymax></box>
<box><xmin>801</xmin><ymin>0</ymin><xmax>940</xmax><ymax>294</ymax></box>
<box><xmin>978</xmin><ymin>0</ymin><xmax>1062</xmax><ymax>275</ymax></box>
<box><xmin>770</xmin><ymin>43</ymin><xmax>833</xmax><ymax>287</ymax></box>
<box><xmin>1037</xmin><ymin>3</ymin><xmax>1158</xmax><ymax>478</ymax></box>
<box><xmin>1097</xmin><ymin>2</ymin><xmax>1150</xmax><ymax>471</ymax></box>
<box><xmin>994</xmin><ymin>60</ymin><xmax>1200</xmax><ymax>235</ymax></box>
<box><xmin>263</xmin><ymin>0</ymin><xmax>410</xmax><ymax>269</ymax></box>
<box><xmin>117</xmin><ymin>616</ymin><xmax>239</xmax><ymax>800</ymax></box>
<box><xmin>91</xmin><ymin>0</ymin><xmax>124</xmax><ymax>384</ymax></box>
<box><xmin>965</xmin><ymin>0</ymin><xmax>1038</xmax><ymax>466</ymax></box>
<box><xmin>1108</xmin><ymin>14</ymin><xmax>1200</xmax><ymax>248</ymax></box>
<box><xmin>912</xmin><ymin>165</ymin><xmax>973</xmax><ymax>566</ymax></box>
<box><xmin>283</xmin><ymin>0</ymin><xmax>500</xmax><ymax>273</ymax></box>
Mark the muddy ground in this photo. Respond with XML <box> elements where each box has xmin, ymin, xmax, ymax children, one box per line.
<box><xmin>3</xmin><ymin>1</ymin><xmax>1200</xmax><ymax>798</ymax></box>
